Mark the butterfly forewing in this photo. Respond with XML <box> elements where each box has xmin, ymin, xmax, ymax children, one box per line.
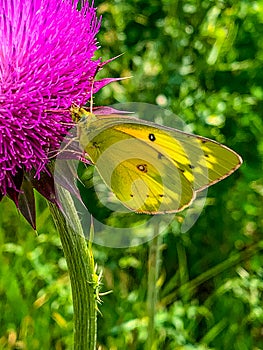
<box><xmin>75</xmin><ymin>110</ymin><xmax>242</xmax><ymax>214</ymax></box>
<box><xmin>104</xmin><ymin>120</ymin><xmax>242</xmax><ymax>191</ymax></box>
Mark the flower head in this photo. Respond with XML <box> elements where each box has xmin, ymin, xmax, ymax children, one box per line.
<box><xmin>0</xmin><ymin>0</ymin><xmax>116</xmax><ymax>226</ymax></box>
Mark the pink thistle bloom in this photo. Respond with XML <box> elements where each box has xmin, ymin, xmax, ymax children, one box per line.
<box><xmin>0</xmin><ymin>0</ymin><xmax>117</xmax><ymax>227</ymax></box>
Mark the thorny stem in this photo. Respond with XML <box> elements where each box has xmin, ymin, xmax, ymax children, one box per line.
<box><xmin>49</xmin><ymin>188</ymin><xmax>97</xmax><ymax>350</ymax></box>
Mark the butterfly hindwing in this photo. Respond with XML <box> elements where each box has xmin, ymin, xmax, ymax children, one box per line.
<box><xmin>79</xmin><ymin>125</ymin><xmax>194</xmax><ymax>213</ymax></box>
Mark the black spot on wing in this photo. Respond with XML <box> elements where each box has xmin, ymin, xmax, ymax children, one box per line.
<box><xmin>92</xmin><ymin>141</ymin><xmax>100</xmax><ymax>149</ymax></box>
<box><xmin>137</xmin><ymin>164</ymin><xmax>148</xmax><ymax>173</ymax></box>
<box><xmin>149</xmin><ymin>133</ymin><xmax>156</xmax><ymax>141</ymax></box>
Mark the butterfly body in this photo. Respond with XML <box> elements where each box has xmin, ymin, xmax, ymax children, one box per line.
<box><xmin>71</xmin><ymin>106</ymin><xmax>242</xmax><ymax>214</ymax></box>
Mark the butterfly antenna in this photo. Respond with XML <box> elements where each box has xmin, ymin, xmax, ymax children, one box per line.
<box><xmin>90</xmin><ymin>78</ymin><xmax>94</xmax><ymax>114</ymax></box>
<box><xmin>89</xmin><ymin>62</ymin><xmax>103</xmax><ymax>114</ymax></box>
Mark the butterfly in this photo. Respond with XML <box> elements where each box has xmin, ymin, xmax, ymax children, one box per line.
<box><xmin>70</xmin><ymin>105</ymin><xmax>242</xmax><ymax>215</ymax></box>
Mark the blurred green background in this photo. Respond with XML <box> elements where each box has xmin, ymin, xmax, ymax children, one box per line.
<box><xmin>1</xmin><ymin>0</ymin><xmax>263</xmax><ymax>349</ymax></box>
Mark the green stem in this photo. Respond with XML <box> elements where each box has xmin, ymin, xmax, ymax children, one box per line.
<box><xmin>146</xmin><ymin>225</ymin><xmax>161</xmax><ymax>350</ymax></box>
<box><xmin>49</xmin><ymin>188</ymin><xmax>97</xmax><ymax>350</ymax></box>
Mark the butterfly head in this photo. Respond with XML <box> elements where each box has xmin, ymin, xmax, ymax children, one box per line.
<box><xmin>70</xmin><ymin>104</ymin><xmax>94</xmax><ymax>123</ymax></box>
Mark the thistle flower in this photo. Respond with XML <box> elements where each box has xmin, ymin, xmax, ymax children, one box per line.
<box><xmin>0</xmin><ymin>0</ymin><xmax>117</xmax><ymax>227</ymax></box>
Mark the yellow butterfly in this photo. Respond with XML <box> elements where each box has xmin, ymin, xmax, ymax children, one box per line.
<box><xmin>71</xmin><ymin>105</ymin><xmax>242</xmax><ymax>214</ymax></box>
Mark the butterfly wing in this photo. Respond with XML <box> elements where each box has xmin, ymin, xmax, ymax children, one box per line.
<box><xmin>77</xmin><ymin>114</ymin><xmax>242</xmax><ymax>214</ymax></box>
<box><xmin>110</xmin><ymin>120</ymin><xmax>242</xmax><ymax>192</ymax></box>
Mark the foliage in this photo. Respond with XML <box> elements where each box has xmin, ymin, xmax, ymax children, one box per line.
<box><xmin>1</xmin><ymin>0</ymin><xmax>263</xmax><ymax>349</ymax></box>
